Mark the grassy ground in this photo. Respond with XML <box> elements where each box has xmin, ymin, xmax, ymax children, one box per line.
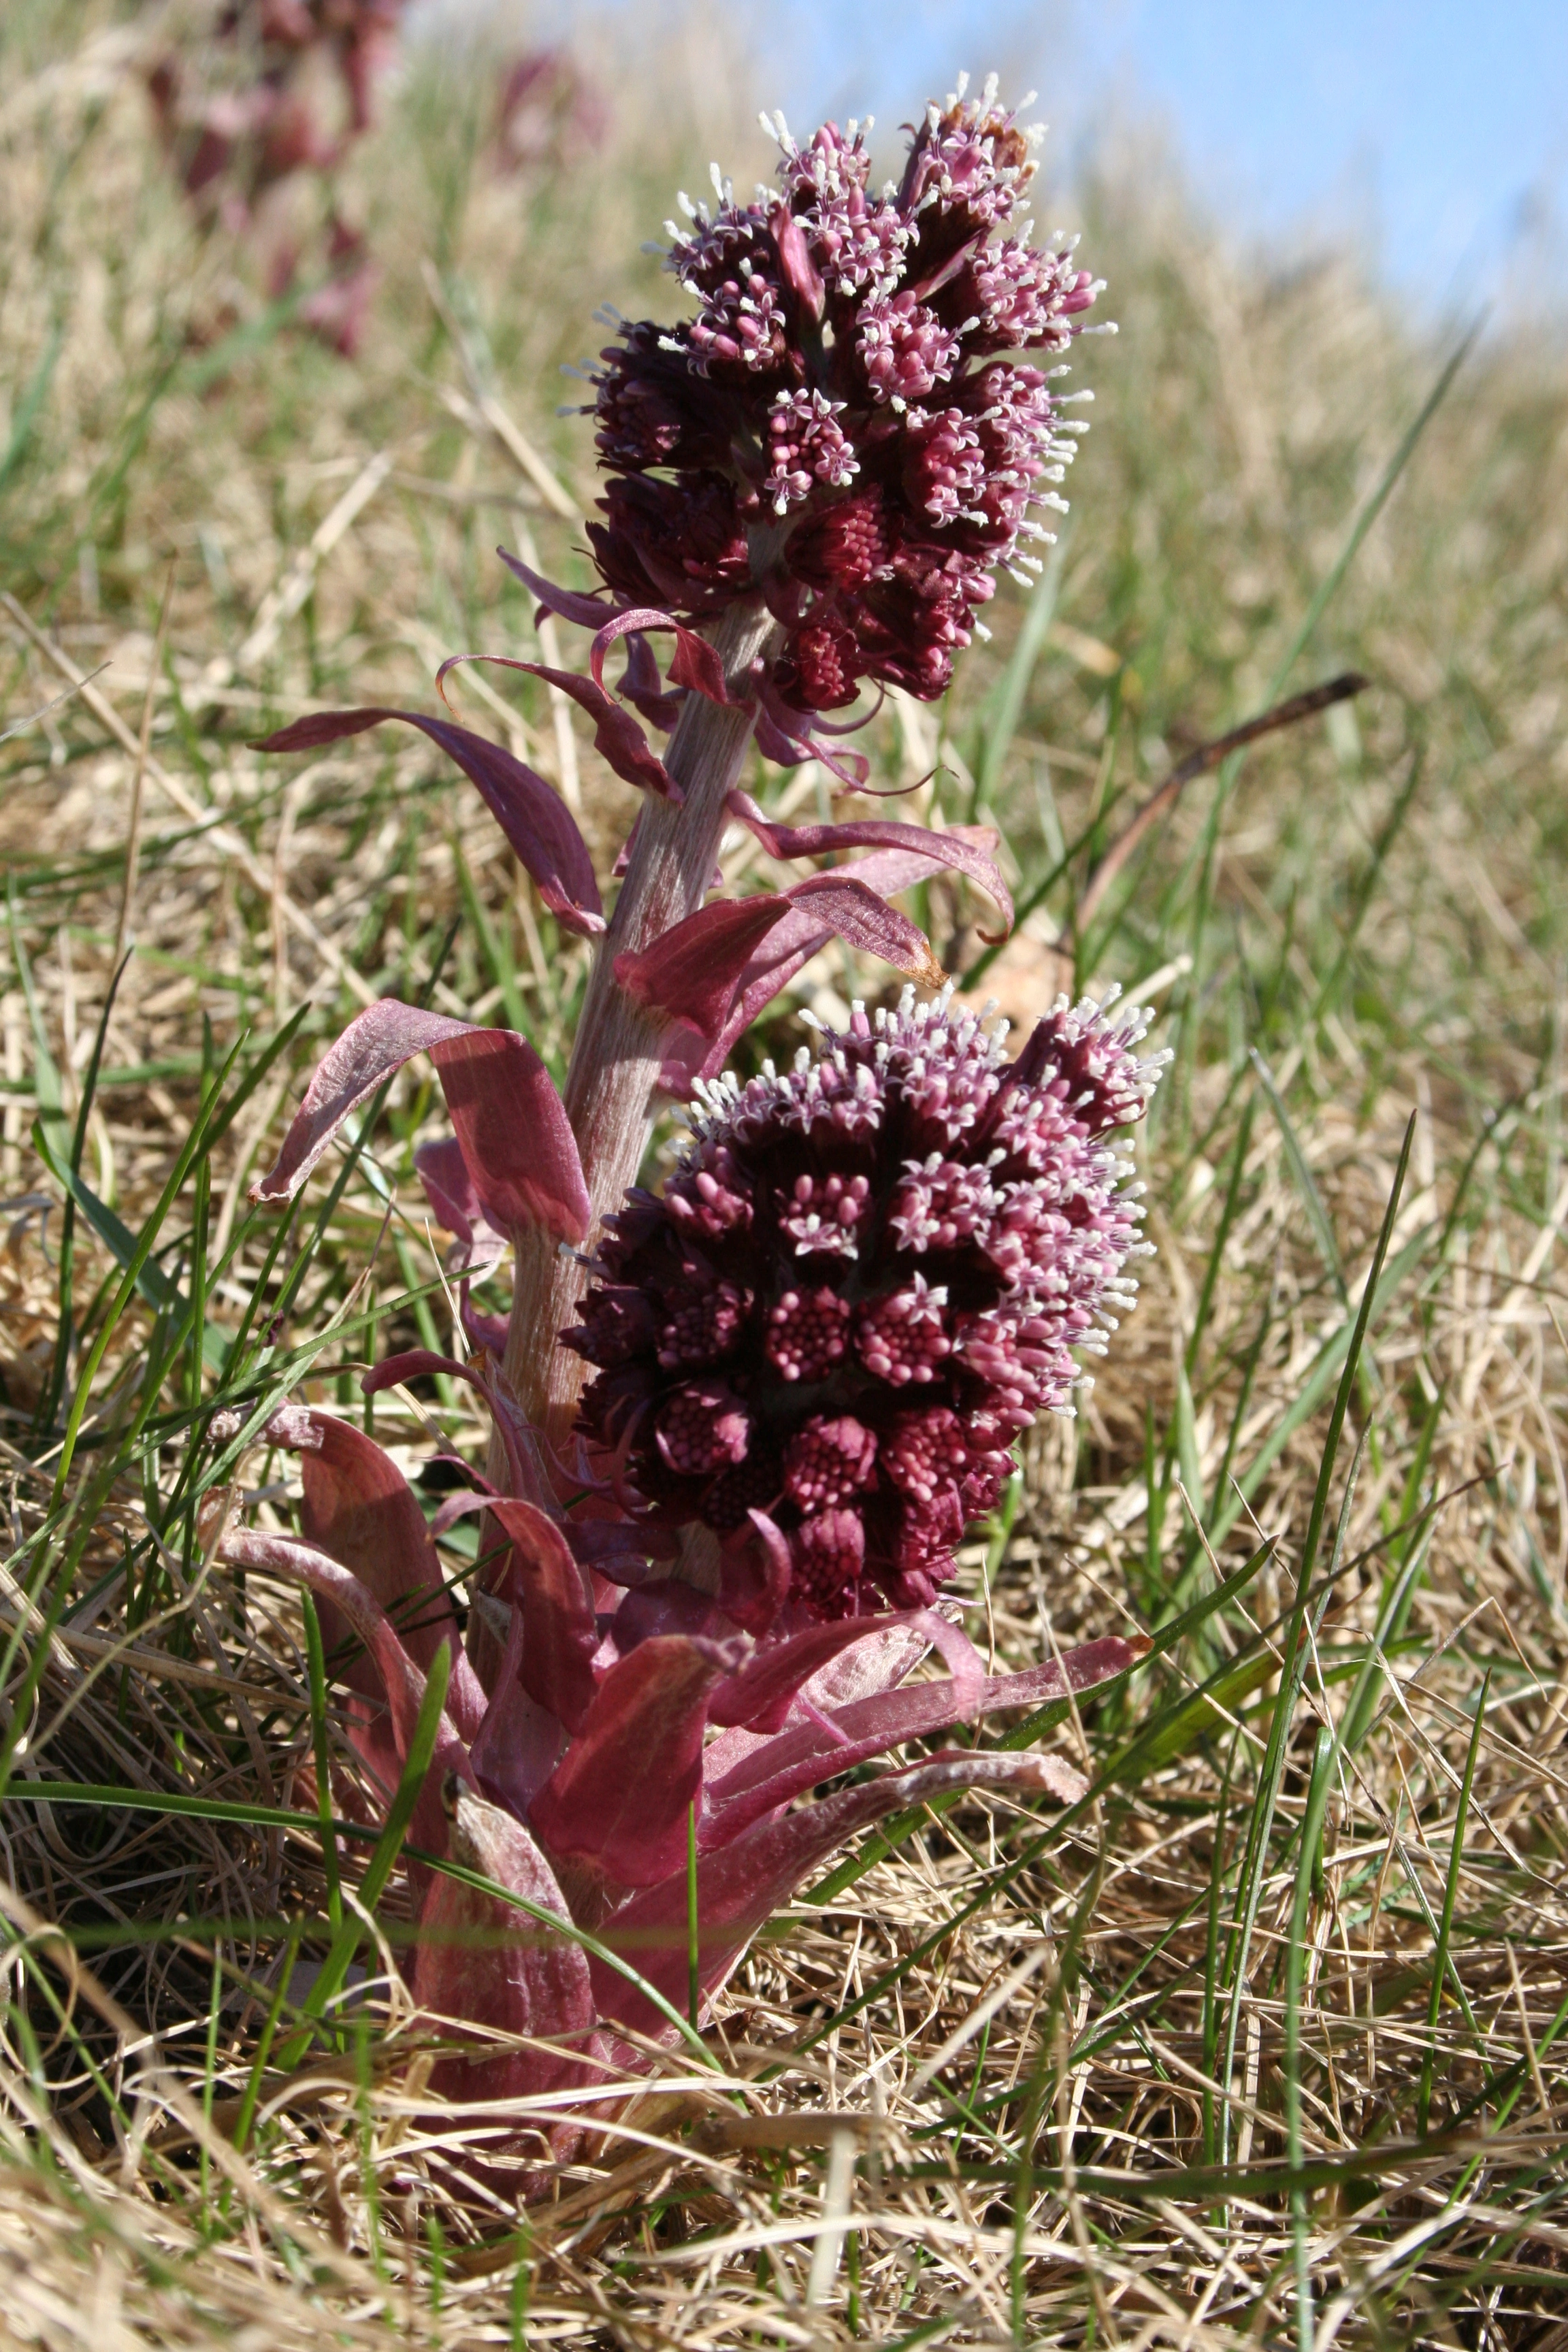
<box><xmin>1</xmin><ymin>5</ymin><xmax>1567</xmax><ymax>2345</ymax></box>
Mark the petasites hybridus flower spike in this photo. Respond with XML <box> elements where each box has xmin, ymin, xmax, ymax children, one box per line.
<box><xmin>146</xmin><ymin>0</ymin><xmax>406</xmax><ymax>354</ymax></box>
<box><xmin>240</xmin><ymin>71</ymin><xmax>1141</xmax><ymax>2189</ymax></box>
<box><xmin>585</xmin><ymin>70</ymin><xmax>1104</xmax><ymax>713</ymax></box>
<box><xmin>568</xmin><ymin>985</ymin><xmax>1162</xmax><ymax>1619</ymax></box>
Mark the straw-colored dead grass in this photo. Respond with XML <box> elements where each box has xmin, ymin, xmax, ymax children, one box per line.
<box><xmin>1</xmin><ymin>6</ymin><xmax>1567</xmax><ymax>2345</ymax></box>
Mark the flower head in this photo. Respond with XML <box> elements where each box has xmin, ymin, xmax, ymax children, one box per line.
<box><xmin>568</xmin><ymin>988</ymin><xmax>1162</xmax><ymax>1618</ymax></box>
<box><xmin>582</xmin><ymin>72</ymin><xmax>1105</xmax><ymax>713</ymax></box>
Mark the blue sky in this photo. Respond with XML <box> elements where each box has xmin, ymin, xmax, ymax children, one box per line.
<box><xmin>742</xmin><ymin>0</ymin><xmax>1568</xmax><ymax>306</ymax></box>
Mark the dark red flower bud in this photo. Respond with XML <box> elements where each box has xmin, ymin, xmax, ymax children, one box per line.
<box><xmin>785</xmin><ymin>491</ymin><xmax>897</xmax><ymax>594</ymax></box>
<box><xmin>773</xmin><ymin>618</ymin><xmax>863</xmax><ymax>711</ymax></box>
<box><xmin>784</xmin><ymin>1416</ymin><xmax>879</xmax><ymax>1511</ymax></box>
<box><xmin>764</xmin><ymin>1284</ymin><xmax>852</xmax><ymax>1382</ymax></box>
<box><xmin>656</xmin><ymin>1382</ymin><xmax>751</xmax><ymax>1476</ymax></box>
<box><xmin>587</xmin><ymin>472</ymin><xmax>752</xmax><ymax>612</ymax></box>
<box><xmin>791</xmin><ymin>1507</ymin><xmax>866</xmax><ymax>1611</ymax></box>
<box><xmin>657</xmin><ymin>1278</ymin><xmax>751</xmax><ymax>1369</ymax></box>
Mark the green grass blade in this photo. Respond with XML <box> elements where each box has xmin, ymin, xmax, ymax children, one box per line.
<box><xmin>1250</xmin><ymin>1049</ymin><xmax>1347</xmax><ymax>1303</ymax></box>
<box><xmin>0</xmin><ymin>323</ymin><xmax>62</xmax><ymax>499</ymax></box>
<box><xmin>975</xmin><ymin>536</ymin><xmax>1066</xmax><ymax>817</ymax></box>
<box><xmin>48</xmin><ymin>1034</ymin><xmax>245</xmax><ymax>1503</ymax></box>
<box><xmin>278</xmin><ymin>1640</ymin><xmax>452</xmax><ymax>2066</ymax></box>
<box><xmin>1417</xmin><ymin>1672</ymin><xmax>1488</xmax><ymax>2136</ymax></box>
<box><xmin>33</xmin><ymin>1124</ymin><xmax>231</xmax><ymax>1371</ymax></box>
<box><xmin>1284</xmin><ymin>1723</ymin><xmax>1336</xmax><ymax>2352</ymax></box>
<box><xmin>1207</xmin><ymin>1217</ymin><xmax>1434</xmax><ymax>1551</ymax></box>
<box><xmin>687</xmin><ymin>1799</ymin><xmax>701</xmax><ymax>2034</ymax></box>
<box><xmin>1267</xmin><ymin>328</ymin><xmax>1477</xmax><ymax>700</ymax></box>
<box><xmin>301</xmin><ymin>1593</ymin><xmax>344</xmax><ymax>1932</ymax></box>
<box><xmin>231</xmin><ymin>1922</ymin><xmax>302</xmax><ymax>2157</ymax></box>
<box><xmin>1218</xmin><ymin>1113</ymin><xmax>1415</xmax><ymax>2164</ymax></box>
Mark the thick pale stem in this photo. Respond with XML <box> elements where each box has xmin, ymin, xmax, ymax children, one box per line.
<box><xmin>502</xmin><ymin>599</ymin><xmax>781</xmax><ymax>1439</ymax></box>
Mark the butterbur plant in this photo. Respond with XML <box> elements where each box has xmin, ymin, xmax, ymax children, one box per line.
<box><xmin>230</xmin><ymin>74</ymin><xmax>1161</xmax><ymax>2176</ymax></box>
<box><xmin>146</xmin><ymin>0</ymin><xmax>406</xmax><ymax>353</ymax></box>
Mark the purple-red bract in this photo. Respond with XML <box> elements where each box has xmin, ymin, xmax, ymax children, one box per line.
<box><xmin>220</xmin><ymin>1381</ymin><xmax>1143</xmax><ymax>2171</ymax></box>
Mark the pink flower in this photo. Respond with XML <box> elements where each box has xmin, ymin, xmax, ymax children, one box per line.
<box><xmin>233</xmin><ymin>987</ymin><xmax>1155</xmax><ymax>2174</ymax></box>
<box><xmin>764</xmin><ymin>389</ymin><xmax>860</xmax><ymax>514</ymax></box>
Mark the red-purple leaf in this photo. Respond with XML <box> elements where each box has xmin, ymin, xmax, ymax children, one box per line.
<box><xmin>593</xmin><ymin>1750</ymin><xmax>1072</xmax><ymax>2040</ymax></box>
<box><xmin>708</xmin><ymin>1605</ymin><xmax>981</xmax><ymax>1733</ymax></box>
<box><xmin>805</xmin><ymin>687</ymin><xmax>888</xmax><ymax>738</ymax></box>
<box><xmin>437</xmin><ymin>651</ymin><xmax>678</xmax><ymax>798</ymax></box>
<box><xmin>414</xmin><ymin>1137</ymin><xmax>508</xmax><ymax>1277</ymax></box>
<box><xmin>414</xmin><ymin>1785</ymin><xmax>599</xmax><ymax>2149</ymax></box>
<box><xmin>567</xmin><ymin>1519</ymin><xmax>680</xmax><ymax>1575</ymax></box>
<box><xmin>368</xmin><ymin>1350</ymin><xmax>552</xmax><ymax>1507</ymax></box>
<box><xmin>713</xmin><ymin>1507</ymin><xmax>792</xmax><ymax>1636</ymax></box>
<box><xmin>702</xmin><ymin>1634</ymin><xmax>1143</xmax><ymax>1846</ymax></box>
<box><xmin>624</xmin><ymin>879</ymin><xmax>938</xmax><ymax>1055</ymax></box>
<box><xmin>219</xmin><ymin>1528</ymin><xmax>474</xmax><ymax>1875</ymax></box>
<box><xmin>753</xmin><ymin>684</ymin><xmax>872</xmax><ymax>787</ymax></box>
<box><xmin>255</xmin><ymin>708</ymin><xmax>603</xmax><ymax>934</ymax></box>
<box><xmin>462</xmin><ymin>1289</ymin><xmax>510</xmax><ymax>1361</ymax></box>
<box><xmin>429</xmin><ymin>1025</ymin><xmax>592</xmax><ymax>1245</ymax></box>
<box><xmin>362</xmin><ymin>1347</ymin><xmax>487</xmax><ymax>1399</ymax></box>
<box><xmin>427</xmin><ymin>1480</ymin><xmax>497</xmax><ymax>1538</ymax></box>
<box><xmin>598</xmin><ymin>1580</ymin><xmax>725</xmax><ymax>1656</ymax></box>
<box><xmin>826</xmin><ymin>827</ymin><xmax>1003</xmax><ymax>902</ymax></box>
<box><xmin>785</xmin><ymin>875</ymin><xmax>944</xmax><ymax>985</ymax></box>
<box><xmin>753</xmin><ymin>704</ymin><xmax>810</xmax><ymax>769</ymax></box>
<box><xmin>361</xmin><ymin>1353</ymin><xmax>567</xmax><ymax>1535</ymax></box>
<box><xmin>489</xmin><ymin>1500</ymin><xmax>600</xmax><ymax>1737</ymax></box>
<box><xmin>589</xmin><ymin>608</ymin><xmax>737</xmax><ymax>708</ymax></box>
<box><xmin>619</xmin><ymin>632</ymin><xmax>683</xmax><ymax>731</ymax></box>
<box><xmin>728</xmin><ymin>789</ymin><xmax>1013</xmax><ymax>938</ymax></box>
<box><xmin>278</xmin><ymin>1407</ymin><xmax>487</xmax><ymax>1742</ymax></box>
<box><xmin>528</xmin><ymin>1634</ymin><xmax>742</xmax><ymax>1889</ymax></box>
<box><xmin>496</xmin><ymin>545</ymin><xmax>632</xmax><ymax>632</ymax></box>
<box><xmin>297</xmin><ymin>1409</ymin><xmax>446</xmax><ymax>1640</ymax></box>
<box><xmin>660</xmin><ymin>834</ymin><xmax>1002</xmax><ymax>1091</ymax></box>
<box><xmin>752</xmin><ymin>704</ymin><xmax>871</xmax><ymax>789</ymax></box>
<box><xmin>470</xmin><ymin>1663</ymin><xmax>570</xmax><ymax>1820</ymax></box>
<box><xmin>220</xmin><ymin>1528</ymin><xmax>463</xmax><ymax>1763</ymax></box>
<box><xmin>252</xmin><ymin>1001</ymin><xmax>470</xmax><ymax>1204</ymax></box>
<box><xmin>615</xmin><ymin>896</ymin><xmax>793</xmax><ymax>1041</ymax></box>
<box><xmin>250</xmin><ymin>1002</ymin><xmax>590</xmax><ymax>1247</ymax></box>
<box><xmin>793</xmin><ymin>1611</ymin><xmax>931</xmax><ymax>1711</ymax></box>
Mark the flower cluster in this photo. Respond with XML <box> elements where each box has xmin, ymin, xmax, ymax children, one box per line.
<box><xmin>585</xmin><ymin>73</ymin><xmax>1103</xmax><ymax>710</ymax></box>
<box><xmin>569</xmin><ymin>988</ymin><xmax>1160</xmax><ymax>1618</ymax></box>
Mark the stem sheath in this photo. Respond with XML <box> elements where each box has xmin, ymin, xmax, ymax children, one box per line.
<box><xmin>502</xmin><ymin>598</ymin><xmax>779</xmax><ymax>1437</ymax></box>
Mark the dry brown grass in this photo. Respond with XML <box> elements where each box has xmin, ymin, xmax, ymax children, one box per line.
<box><xmin>1</xmin><ymin>5</ymin><xmax>1567</xmax><ymax>2345</ymax></box>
